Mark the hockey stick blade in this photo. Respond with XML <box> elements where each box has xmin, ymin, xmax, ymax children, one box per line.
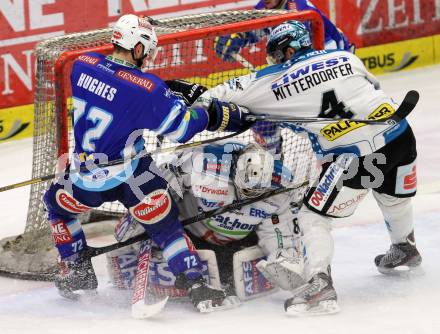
<box><xmin>132</xmin><ymin>296</ymin><xmax>169</xmax><ymax>319</ymax></box>
<box><xmin>131</xmin><ymin>239</ymin><xmax>169</xmax><ymax>319</ymax></box>
<box><xmin>245</xmin><ymin>90</ymin><xmax>419</xmax><ymax>125</ymax></box>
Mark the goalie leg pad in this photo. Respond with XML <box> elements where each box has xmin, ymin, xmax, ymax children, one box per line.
<box><xmin>233</xmin><ymin>246</ymin><xmax>278</xmax><ymax>301</ymax></box>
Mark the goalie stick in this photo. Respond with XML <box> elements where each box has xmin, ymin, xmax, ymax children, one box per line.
<box><xmin>0</xmin><ymin>127</ymin><xmax>249</xmax><ymax>193</ymax></box>
<box><xmin>84</xmin><ymin>181</ymin><xmax>308</xmax><ymax>258</ymax></box>
<box><xmin>245</xmin><ymin>90</ymin><xmax>419</xmax><ymax>125</ymax></box>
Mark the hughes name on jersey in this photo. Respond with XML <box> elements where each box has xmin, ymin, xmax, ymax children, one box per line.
<box><xmin>199</xmin><ymin>49</ymin><xmax>408</xmax><ymax>157</ymax></box>
<box><xmin>70</xmin><ymin>52</ymin><xmax>205</xmax><ymax>189</ymax></box>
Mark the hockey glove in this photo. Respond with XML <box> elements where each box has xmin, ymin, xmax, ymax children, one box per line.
<box><xmin>165</xmin><ymin>79</ymin><xmax>208</xmax><ymax>106</ymax></box>
<box><xmin>207</xmin><ymin>98</ymin><xmax>254</xmax><ymax>132</ymax></box>
<box><xmin>214</xmin><ymin>32</ymin><xmax>259</xmax><ymax>62</ymax></box>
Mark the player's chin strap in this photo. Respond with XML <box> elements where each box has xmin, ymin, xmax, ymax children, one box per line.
<box><xmin>0</xmin><ymin>126</ymin><xmax>251</xmax><ymax>193</ymax></box>
<box><xmin>84</xmin><ymin>182</ymin><xmax>308</xmax><ymax>259</ymax></box>
<box><xmin>245</xmin><ymin>90</ymin><xmax>419</xmax><ymax>125</ymax></box>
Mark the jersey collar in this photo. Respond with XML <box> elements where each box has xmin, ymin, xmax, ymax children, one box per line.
<box><xmin>106</xmin><ymin>55</ymin><xmax>137</xmax><ymax>69</ymax></box>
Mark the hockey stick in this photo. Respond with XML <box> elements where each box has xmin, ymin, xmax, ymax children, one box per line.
<box><xmin>0</xmin><ymin>127</ymin><xmax>250</xmax><ymax>193</ymax></box>
<box><xmin>245</xmin><ymin>90</ymin><xmax>419</xmax><ymax>125</ymax></box>
<box><xmin>84</xmin><ymin>181</ymin><xmax>308</xmax><ymax>258</ymax></box>
<box><xmin>131</xmin><ymin>239</ymin><xmax>169</xmax><ymax>319</ymax></box>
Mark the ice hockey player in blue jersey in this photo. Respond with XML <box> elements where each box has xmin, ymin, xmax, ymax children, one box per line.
<box><xmin>215</xmin><ymin>0</ymin><xmax>353</xmax><ymax>62</ymax></box>
<box><xmin>43</xmin><ymin>14</ymin><xmax>247</xmax><ymax>313</ymax></box>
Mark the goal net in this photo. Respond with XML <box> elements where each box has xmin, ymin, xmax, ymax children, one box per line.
<box><xmin>0</xmin><ymin>10</ymin><xmax>324</xmax><ymax>281</ymax></box>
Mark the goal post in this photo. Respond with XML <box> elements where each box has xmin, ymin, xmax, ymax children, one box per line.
<box><xmin>0</xmin><ymin>10</ymin><xmax>323</xmax><ymax>281</ymax></box>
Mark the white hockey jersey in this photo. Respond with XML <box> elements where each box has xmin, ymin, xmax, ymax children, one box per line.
<box><xmin>166</xmin><ymin>143</ymin><xmax>301</xmax><ymax>256</ymax></box>
<box><xmin>200</xmin><ymin>49</ymin><xmax>409</xmax><ymax>157</ymax></box>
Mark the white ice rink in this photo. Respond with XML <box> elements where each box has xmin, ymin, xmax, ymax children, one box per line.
<box><xmin>0</xmin><ymin>65</ymin><xmax>439</xmax><ymax>334</ymax></box>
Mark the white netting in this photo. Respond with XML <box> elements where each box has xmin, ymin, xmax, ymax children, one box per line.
<box><xmin>0</xmin><ymin>10</ymin><xmax>322</xmax><ymax>280</ymax></box>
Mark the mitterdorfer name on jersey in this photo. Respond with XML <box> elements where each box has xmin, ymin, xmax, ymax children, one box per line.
<box><xmin>271</xmin><ymin>56</ymin><xmax>353</xmax><ymax>101</ymax></box>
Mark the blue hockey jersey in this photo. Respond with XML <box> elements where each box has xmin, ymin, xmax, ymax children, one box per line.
<box><xmin>254</xmin><ymin>0</ymin><xmax>350</xmax><ymax>50</ymax></box>
<box><xmin>70</xmin><ymin>52</ymin><xmax>201</xmax><ymax>163</ymax></box>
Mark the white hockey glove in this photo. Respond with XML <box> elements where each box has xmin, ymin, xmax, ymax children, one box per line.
<box><xmin>256</xmin><ymin>248</ymin><xmax>306</xmax><ymax>291</ymax></box>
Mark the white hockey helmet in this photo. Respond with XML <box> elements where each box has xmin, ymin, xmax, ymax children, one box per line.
<box><xmin>111</xmin><ymin>14</ymin><xmax>158</xmax><ymax>64</ymax></box>
<box><xmin>234</xmin><ymin>144</ymin><xmax>275</xmax><ymax>198</ymax></box>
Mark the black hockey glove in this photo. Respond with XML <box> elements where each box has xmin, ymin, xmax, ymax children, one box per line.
<box><xmin>206</xmin><ymin>98</ymin><xmax>254</xmax><ymax>132</ymax></box>
<box><xmin>165</xmin><ymin>79</ymin><xmax>208</xmax><ymax>106</ymax></box>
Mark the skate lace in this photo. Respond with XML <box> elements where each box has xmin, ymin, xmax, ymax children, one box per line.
<box><xmin>301</xmin><ymin>278</ymin><xmax>323</xmax><ymax>297</ymax></box>
<box><xmin>382</xmin><ymin>245</ymin><xmax>403</xmax><ymax>263</ymax></box>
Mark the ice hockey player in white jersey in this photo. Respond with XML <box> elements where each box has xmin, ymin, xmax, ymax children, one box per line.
<box><xmin>196</xmin><ymin>20</ymin><xmax>422</xmax><ymax>315</ymax></box>
<box><xmin>107</xmin><ymin>142</ymin><xmax>309</xmax><ymax>302</ymax></box>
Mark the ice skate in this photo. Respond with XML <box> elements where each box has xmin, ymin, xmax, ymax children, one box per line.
<box><xmin>55</xmin><ymin>252</ymin><xmax>98</xmax><ymax>300</ymax></box>
<box><xmin>175</xmin><ymin>274</ymin><xmax>240</xmax><ymax>313</ymax></box>
<box><xmin>375</xmin><ymin>231</ymin><xmax>422</xmax><ymax>276</ymax></box>
<box><xmin>284</xmin><ymin>270</ymin><xmax>340</xmax><ymax>316</ymax></box>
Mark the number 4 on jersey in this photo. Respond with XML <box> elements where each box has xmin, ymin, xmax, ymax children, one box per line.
<box><xmin>319</xmin><ymin>90</ymin><xmax>354</xmax><ymax>119</ymax></box>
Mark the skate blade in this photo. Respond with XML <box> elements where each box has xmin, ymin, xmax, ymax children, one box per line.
<box><xmin>286</xmin><ymin>300</ymin><xmax>340</xmax><ymax>317</ymax></box>
<box><xmin>58</xmin><ymin>289</ymin><xmax>97</xmax><ymax>301</ymax></box>
<box><xmin>197</xmin><ymin>296</ymin><xmax>241</xmax><ymax>313</ymax></box>
<box><xmin>378</xmin><ymin>265</ymin><xmax>425</xmax><ymax>277</ymax></box>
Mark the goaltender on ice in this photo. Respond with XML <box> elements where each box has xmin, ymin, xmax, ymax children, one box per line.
<box><xmin>107</xmin><ymin>141</ymin><xmax>307</xmax><ymax>301</ymax></box>
<box><xmin>196</xmin><ymin>20</ymin><xmax>422</xmax><ymax>315</ymax></box>
<box><xmin>42</xmin><ymin>14</ymin><xmax>256</xmax><ymax>313</ymax></box>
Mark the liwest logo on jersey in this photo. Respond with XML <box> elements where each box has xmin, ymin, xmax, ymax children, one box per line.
<box><xmin>271</xmin><ymin>56</ymin><xmax>353</xmax><ymax>100</ymax></box>
<box><xmin>320</xmin><ymin>103</ymin><xmax>395</xmax><ymax>141</ymax></box>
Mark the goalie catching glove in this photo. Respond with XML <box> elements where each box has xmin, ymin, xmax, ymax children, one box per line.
<box><xmin>256</xmin><ymin>248</ymin><xmax>306</xmax><ymax>292</ymax></box>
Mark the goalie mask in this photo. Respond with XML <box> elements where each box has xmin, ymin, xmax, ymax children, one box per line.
<box><xmin>266</xmin><ymin>20</ymin><xmax>312</xmax><ymax>65</ymax></box>
<box><xmin>111</xmin><ymin>14</ymin><xmax>158</xmax><ymax>67</ymax></box>
<box><xmin>234</xmin><ymin>144</ymin><xmax>275</xmax><ymax>198</ymax></box>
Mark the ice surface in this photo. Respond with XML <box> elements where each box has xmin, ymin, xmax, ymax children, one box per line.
<box><xmin>0</xmin><ymin>65</ymin><xmax>439</xmax><ymax>334</ymax></box>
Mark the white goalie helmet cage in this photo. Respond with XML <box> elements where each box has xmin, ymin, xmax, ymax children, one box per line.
<box><xmin>233</xmin><ymin>143</ymin><xmax>275</xmax><ymax>198</ymax></box>
<box><xmin>111</xmin><ymin>14</ymin><xmax>159</xmax><ymax>63</ymax></box>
